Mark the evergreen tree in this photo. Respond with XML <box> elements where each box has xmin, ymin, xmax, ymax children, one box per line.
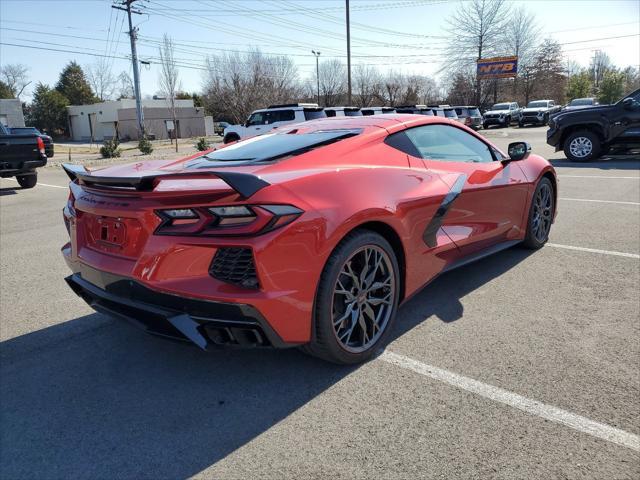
<box><xmin>531</xmin><ymin>40</ymin><xmax>566</xmax><ymax>103</ymax></box>
<box><xmin>30</xmin><ymin>83</ymin><xmax>69</xmax><ymax>134</ymax></box>
<box><xmin>598</xmin><ymin>71</ymin><xmax>626</xmax><ymax>104</ymax></box>
<box><xmin>0</xmin><ymin>80</ymin><xmax>14</xmax><ymax>98</ymax></box>
<box><xmin>55</xmin><ymin>61</ymin><xmax>97</xmax><ymax>105</ymax></box>
<box><xmin>566</xmin><ymin>72</ymin><xmax>593</xmax><ymax>101</ymax></box>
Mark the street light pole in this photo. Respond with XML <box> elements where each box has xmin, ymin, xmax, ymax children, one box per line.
<box><xmin>312</xmin><ymin>50</ymin><xmax>321</xmax><ymax>105</ymax></box>
<box><xmin>346</xmin><ymin>0</ymin><xmax>352</xmax><ymax>105</ymax></box>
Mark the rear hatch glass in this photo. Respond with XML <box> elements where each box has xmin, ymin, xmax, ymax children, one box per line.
<box><xmin>192</xmin><ymin>130</ymin><xmax>361</xmax><ymax>166</ymax></box>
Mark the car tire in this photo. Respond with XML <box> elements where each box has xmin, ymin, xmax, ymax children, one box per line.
<box><xmin>483</xmin><ymin>123</ymin><xmax>489</xmax><ymax>129</ymax></box>
<box><xmin>303</xmin><ymin>230</ymin><xmax>400</xmax><ymax>365</ymax></box>
<box><xmin>522</xmin><ymin>177</ymin><xmax>555</xmax><ymax>250</ymax></box>
<box><xmin>563</xmin><ymin>130</ymin><xmax>601</xmax><ymax>162</ymax></box>
<box><xmin>543</xmin><ymin>114</ymin><xmax>549</xmax><ymax>126</ymax></box>
<box><xmin>223</xmin><ymin>133</ymin><xmax>239</xmax><ymax>144</ymax></box>
<box><xmin>16</xmin><ymin>173</ymin><xmax>37</xmax><ymax>189</ymax></box>
<box><xmin>504</xmin><ymin>116</ymin><xmax>511</xmax><ymax>128</ymax></box>
<box><xmin>518</xmin><ymin>121</ymin><xmax>524</xmax><ymax>128</ymax></box>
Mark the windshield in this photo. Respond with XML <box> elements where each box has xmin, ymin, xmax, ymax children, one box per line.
<box><xmin>569</xmin><ymin>98</ymin><xmax>593</xmax><ymax>106</ymax></box>
<box><xmin>198</xmin><ymin>130</ymin><xmax>360</xmax><ymax>164</ymax></box>
<box><xmin>469</xmin><ymin>108</ymin><xmax>480</xmax><ymax>116</ymax></box>
<box><xmin>10</xmin><ymin>127</ymin><xmax>41</xmax><ymax>134</ymax></box>
<box><xmin>444</xmin><ymin>109</ymin><xmax>457</xmax><ymax>118</ymax></box>
<box><xmin>527</xmin><ymin>101</ymin><xmax>548</xmax><ymax>108</ymax></box>
<box><xmin>491</xmin><ymin>103</ymin><xmax>510</xmax><ymax>110</ymax></box>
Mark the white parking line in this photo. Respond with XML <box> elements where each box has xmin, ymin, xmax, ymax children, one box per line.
<box><xmin>547</xmin><ymin>243</ymin><xmax>639</xmax><ymax>259</ymax></box>
<box><xmin>380</xmin><ymin>350</ymin><xmax>640</xmax><ymax>452</ymax></box>
<box><xmin>558</xmin><ymin>175</ymin><xmax>639</xmax><ymax>179</ymax></box>
<box><xmin>1</xmin><ymin>178</ymin><xmax>67</xmax><ymax>189</ymax></box>
<box><xmin>559</xmin><ymin>197</ymin><xmax>640</xmax><ymax>206</ymax></box>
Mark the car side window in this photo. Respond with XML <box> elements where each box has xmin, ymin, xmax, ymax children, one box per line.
<box><xmin>549</xmin><ymin>101</ymin><xmax>555</xmax><ymax>107</ymax></box>
<box><xmin>275</xmin><ymin>110</ymin><xmax>295</xmax><ymax>122</ymax></box>
<box><xmin>403</xmin><ymin>124</ymin><xmax>495</xmax><ymax>163</ymax></box>
<box><xmin>247</xmin><ymin>113</ymin><xmax>265</xmax><ymax>126</ymax></box>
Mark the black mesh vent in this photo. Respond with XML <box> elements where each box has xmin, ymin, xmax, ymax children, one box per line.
<box><xmin>209</xmin><ymin>248</ymin><xmax>259</xmax><ymax>289</ymax></box>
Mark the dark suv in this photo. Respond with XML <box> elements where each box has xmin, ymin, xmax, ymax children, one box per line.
<box><xmin>547</xmin><ymin>89</ymin><xmax>640</xmax><ymax>161</ymax></box>
<box><xmin>0</xmin><ymin>123</ymin><xmax>48</xmax><ymax>188</ymax></box>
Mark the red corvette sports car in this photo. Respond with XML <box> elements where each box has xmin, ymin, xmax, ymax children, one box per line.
<box><xmin>62</xmin><ymin>115</ymin><xmax>557</xmax><ymax>364</ymax></box>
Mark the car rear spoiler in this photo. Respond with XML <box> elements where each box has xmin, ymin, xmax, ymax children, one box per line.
<box><xmin>61</xmin><ymin>163</ymin><xmax>270</xmax><ymax>199</ymax></box>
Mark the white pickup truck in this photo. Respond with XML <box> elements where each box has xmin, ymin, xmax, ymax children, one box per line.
<box><xmin>222</xmin><ymin>103</ymin><xmax>326</xmax><ymax>143</ymax></box>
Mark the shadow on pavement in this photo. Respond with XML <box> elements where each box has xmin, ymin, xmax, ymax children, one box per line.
<box><xmin>0</xmin><ymin>186</ymin><xmax>18</xmax><ymax>196</ymax></box>
<box><xmin>549</xmin><ymin>157</ymin><xmax>640</xmax><ymax>170</ymax></box>
<box><xmin>395</xmin><ymin>246</ymin><xmax>534</xmax><ymax>330</ymax></box>
<box><xmin>0</xmin><ymin>246</ymin><xmax>534</xmax><ymax>479</ymax></box>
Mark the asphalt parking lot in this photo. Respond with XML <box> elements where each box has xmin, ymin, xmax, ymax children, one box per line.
<box><xmin>1</xmin><ymin>127</ymin><xmax>639</xmax><ymax>479</ymax></box>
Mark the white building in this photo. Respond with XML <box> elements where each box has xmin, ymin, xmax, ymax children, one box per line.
<box><xmin>0</xmin><ymin>99</ymin><xmax>25</xmax><ymax>127</ymax></box>
<box><xmin>67</xmin><ymin>99</ymin><xmax>212</xmax><ymax>142</ymax></box>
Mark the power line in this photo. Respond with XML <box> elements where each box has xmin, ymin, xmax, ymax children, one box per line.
<box><xmin>557</xmin><ymin>34</ymin><xmax>640</xmax><ymax>45</ymax></box>
<box><xmin>139</xmin><ymin>1</ymin><xmax>347</xmax><ymax>54</ymax></box>
<box><xmin>143</xmin><ymin>0</ymin><xmax>444</xmax><ymax>14</ymax></box>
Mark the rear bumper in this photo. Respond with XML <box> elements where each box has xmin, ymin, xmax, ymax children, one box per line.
<box><xmin>0</xmin><ymin>158</ymin><xmax>47</xmax><ymax>177</ymax></box>
<box><xmin>65</xmin><ymin>262</ymin><xmax>295</xmax><ymax>349</ymax></box>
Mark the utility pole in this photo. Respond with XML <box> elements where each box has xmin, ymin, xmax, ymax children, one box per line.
<box><xmin>312</xmin><ymin>50</ymin><xmax>321</xmax><ymax>105</ymax></box>
<box><xmin>113</xmin><ymin>0</ymin><xmax>144</xmax><ymax>136</ymax></box>
<box><xmin>345</xmin><ymin>0</ymin><xmax>352</xmax><ymax>105</ymax></box>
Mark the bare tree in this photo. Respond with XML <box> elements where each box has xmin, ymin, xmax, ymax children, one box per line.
<box><xmin>501</xmin><ymin>6</ymin><xmax>539</xmax><ymax>101</ymax></box>
<box><xmin>0</xmin><ymin>63</ymin><xmax>31</xmax><ymax>98</ymax></box>
<box><xmin>86</xmin><ymin>59</ymin><xmax>116</xmax><ymax>101</ymax></box>
<box><xmin>158</xmin><ymin>34</ymin><xmax>180</xmax><ymax>151</ymax></box>
<box><xmin>565</xmin><ymin>60</ymin><xmax>582</xmax><ymax>77</ymax></box>
<box><xmin>318</xmin><ymin>59</ymin><xmax>346</xmax><ymax>106</ymax></box>
<box><xmin>352</xmin><ymin>64</ymin><xmax>382</xmax><ymax>107</ymax></box>
<box><xmin>383</xmin><ymin>71</ymin><xmax>403</xmax><ymax>106</ymax></box>
<box><xmin>590</xmin><ymin>50</ymin><xmax>612</xmax><ymax>87</ymax></box>
<box><xmin>116</xmin><ymin>71</ymin><xmax>134</xmax><ymax>99</ymax></box>
<box><xmin>443</xmin><ymin>0</ymin><xmax>511</xmax><ymax>105</ymax></box>
<box><xmin>202</xmin><ymin>49</ymin><xmax>300</xmax><ymax>123</ymax></box>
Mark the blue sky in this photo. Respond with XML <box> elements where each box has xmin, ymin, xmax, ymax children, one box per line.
<box><xmin>1</xmin><ymin>0</ymin><xmax>638</xmax><ymax>100</ymax></box>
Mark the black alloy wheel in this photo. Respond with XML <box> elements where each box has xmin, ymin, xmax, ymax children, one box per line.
<box><xmin>304</xmin><ymin>230</ymin><xmax>400</xmax><ymax>364</ymax></box>
<box><xmin>523</xmin><ymin>177</ymin><xmax>554</xmax><ymax>249</ymax></box>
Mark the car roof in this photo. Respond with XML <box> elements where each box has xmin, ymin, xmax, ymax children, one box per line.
<box><xmin>275</xmin><ymin>113</ymin><xmax>464</xmax><ymax>134</ymax></box>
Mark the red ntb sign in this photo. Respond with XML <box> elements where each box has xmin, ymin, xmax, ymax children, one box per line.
<box><xmin>477</xmin><ymin>56</ymin><xmax>518</xmax><ymax>79</ymax></box>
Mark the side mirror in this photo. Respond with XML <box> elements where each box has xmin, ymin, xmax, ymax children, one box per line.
<box><xmin>507</xmin><ymin>141</ymin><xmax>531</xmax><ymax>161</ymax></box>
<box><xmin>622</xmin><ymin>97</ymin><xmax>638</xmax><ymax>110</ymax></box>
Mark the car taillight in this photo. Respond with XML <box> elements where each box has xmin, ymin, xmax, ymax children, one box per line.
<box><xmin>465</xmin><ymin>117</ymin><xmax>472</xmax><ymax>125</ymax></box>
<box><xmin>37</xmin><ymin>136</ymin><xmax>45</xmax><ymax>156</ymax></box>
<box><xmin>63</xmin><ymin>191</ymin><xmax>76</xmax><ymax>235</ymax></box>
<box><xmin>155</xmin><ymin>204</ymin><xmax>303</xmax><ymax>237</ymax></box>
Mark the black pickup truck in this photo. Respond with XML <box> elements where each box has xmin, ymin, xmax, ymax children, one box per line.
<box><xmin>547</xmin><ymin>89</ymin><xmax>640</xmax><ymax>161</ymax></box>
<box><xmin>0</xmin><ymin>123</ymin><xmax>48</xmax><ymax>188</ymax></box>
